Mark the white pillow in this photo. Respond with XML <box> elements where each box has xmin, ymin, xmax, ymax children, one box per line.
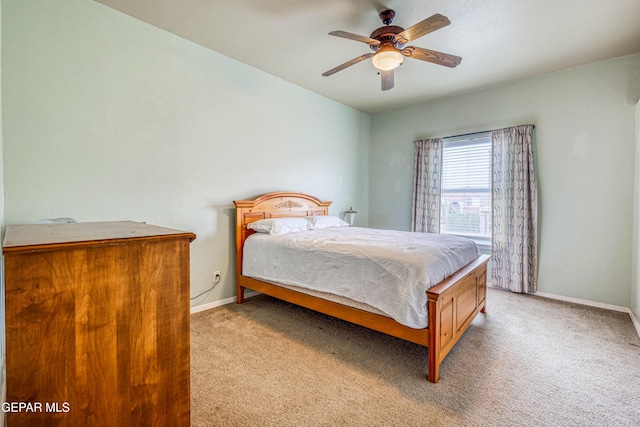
<box><xmin>247</xmin><ymin>217</ymin><xmax>312</xmax><ymax>235</ymax></box>
<box><xmin>305</xmin><ymin>215</ymin><xmax>349</xmax><ymax>229</ymax></box>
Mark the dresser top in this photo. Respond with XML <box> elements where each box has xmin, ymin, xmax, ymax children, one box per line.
<box><xmin>3</xmin><ymin>221</ymin><xmax>196</xmax><ymax>253</ymax></box>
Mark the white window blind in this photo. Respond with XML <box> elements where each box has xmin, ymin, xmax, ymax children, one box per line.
<box><xmin>440</xmin><ymin>132</ymin><xmax>492</xmax><ymax>244</ymax></box>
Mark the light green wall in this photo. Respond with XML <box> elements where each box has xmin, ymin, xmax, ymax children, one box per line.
<box><xmin>370</xmin><ymin>55</ymin><xmax>640</xmax><ymax>307</ymax></box>
<box><xmin>633</xmin><ymin>100</ymin><xmax>640</xmax><ymax>320</ymax></box>
<box><xmin>2</xmin><ymin>0</ymin><xmax>370</xmax><ymax>308</ymax></box>
<box><xmin>0</xmin><ymin>0</ymin><xmax>5</xmax><ymax>417</ymax></box>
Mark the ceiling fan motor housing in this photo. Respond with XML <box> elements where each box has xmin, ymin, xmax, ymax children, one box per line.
<box><xmin>369</xmin><ymin>26</ymin><xmax>406</xmax><ymax>51</ymax></box>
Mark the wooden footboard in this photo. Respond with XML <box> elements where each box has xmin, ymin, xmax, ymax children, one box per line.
<box><xmin>234</xmin><ymin>192</ymin><xmax>490</xmax><ymax>383</ymax></box>
<box><xmin>427</xmin><ymin>254</ymin><xmax>489</xmax><ymax>382</ymax></box>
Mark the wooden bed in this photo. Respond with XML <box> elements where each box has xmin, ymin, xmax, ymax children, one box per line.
<box><xmin>234</xmin><ymin>191</ymin><xmax>489</xmax><ymax>383</ymax></box>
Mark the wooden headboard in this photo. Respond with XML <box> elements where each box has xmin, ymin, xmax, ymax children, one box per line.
<box><xmin>233</xmin><ymin>192</ymin><xmax>332</xmax><ymax>278</ymax></box>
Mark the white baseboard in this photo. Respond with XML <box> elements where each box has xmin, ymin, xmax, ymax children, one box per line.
<box><xmin>631</xmin><ymin>309</ymin><xmax>640</xmax><ymax>339</ymax></box>
<box><xmin>534</xmin><ymin>291</ymin><xmax>640</xmax><ymax>339</ymax></box>
<box><xmin>190</xmin><ymin>290</ymin><xmax>260</xmax><ymax>314</ymax></box>
<box><xmin>534</xmin><ymin>291</ymin><xmax>629</xmax><ymax>312</ymax></box>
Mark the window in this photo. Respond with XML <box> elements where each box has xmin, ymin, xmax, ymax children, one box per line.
<box><xmin>440</xmin><ymin>132</ymin><xmax>492</xmax><ymax>246</ymax></box>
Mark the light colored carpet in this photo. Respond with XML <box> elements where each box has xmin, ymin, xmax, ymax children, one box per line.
<box><xmin>190</xmin><ymin>288</ymin><xmax>640</xmax><ymax>426</ymax></box>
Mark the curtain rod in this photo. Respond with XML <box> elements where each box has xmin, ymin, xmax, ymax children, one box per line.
<box><xmin>443</xmin><ymin>124</ymin><xmax>536</xmax><ymax>140</ymax></box>
<box><xmin>450</xmin><ymin>125</ymin><xmax>536</xmax><ymax>138</ymax></box>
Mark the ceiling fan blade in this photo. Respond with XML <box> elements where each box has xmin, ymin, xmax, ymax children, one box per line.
<box><xmin>381</xmin><ymin>69</ymin><xmax>394</xmax><ymax>91</ymax></box>
<box><xmin>402</xmin><ymin>46</ymin><xmax>461</xmax><ymax>68</ymax></box>
<box><xmin>395</xmin><ymin>14</ymin><xmax>450</xmax><ymax>44</ymax></box>
<box><xmin>329</xmin><ymin>31</ymin><xmax>381</xmax><ymax>47</ymax></box>
<box><xmin>322</xmin><ymin>53</ymin><xmax>374</xmax><ymax>77</ymax></box>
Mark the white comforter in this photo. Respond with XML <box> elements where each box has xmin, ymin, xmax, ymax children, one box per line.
<box><xmin>242</xmin><ymin>226</ymin><xmax>480</xmax><ymax>328</ymax></box>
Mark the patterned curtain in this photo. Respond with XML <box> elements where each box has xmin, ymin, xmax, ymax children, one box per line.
<box><xmin>411</xmin><ymin>138</ymin><xmax>443</xmax><ymax>233</ymax></box>
<box><xmin>492</xmin><ymin>125</ymin><xmax>538</xmax><ymax>293</ymax></box>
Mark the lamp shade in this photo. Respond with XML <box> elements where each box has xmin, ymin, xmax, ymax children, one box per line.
<box><xmin>344</xmin><ymin>207</ymin><xmax>357</xmax><ymax>226</ymax></box>
<box><xmin>372</xmin><ymin>46</ymin><xmax>403</xmax><ymax>71</ymax></box>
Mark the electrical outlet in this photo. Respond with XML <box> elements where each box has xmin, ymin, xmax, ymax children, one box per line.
<box><xmin>214</xmin><ymin>270</ymin><xmax>221</xmax><ymax>282</ymax></box>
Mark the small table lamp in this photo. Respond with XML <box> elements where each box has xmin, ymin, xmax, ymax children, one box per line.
<box><xmin>344</xmin><ymin>207</ymin><xmax>357</xmax><ymax>226</ymax></box>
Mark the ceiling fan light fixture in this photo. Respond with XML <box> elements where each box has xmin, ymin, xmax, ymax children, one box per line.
<box><xmin>372</xmin><ymin>46</ymin><xmax>403</xmax><ymax>71</ymax></box>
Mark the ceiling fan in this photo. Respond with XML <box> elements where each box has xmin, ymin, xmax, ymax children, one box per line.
<box><xmin>322</xmin><ymin>10</ymin><xmax>461</xmax><ymax>91</ymax></box>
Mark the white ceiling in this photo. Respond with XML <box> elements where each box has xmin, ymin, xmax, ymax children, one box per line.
<box><xmin>95</xmin><ymin>0</ymin><xmax>640</xmax><ymax>114</ymax></box>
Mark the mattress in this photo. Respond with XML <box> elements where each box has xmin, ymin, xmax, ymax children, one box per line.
<box><xmin>242</xmin><ymin>226</ymin><xmax>480</xmax><ymax>328</ymax></box>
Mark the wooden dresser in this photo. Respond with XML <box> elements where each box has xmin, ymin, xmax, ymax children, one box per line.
<box><xmin>3</xmin><ymin>221</ymin><xmax>195</xmax><ymax>427</ymax></box>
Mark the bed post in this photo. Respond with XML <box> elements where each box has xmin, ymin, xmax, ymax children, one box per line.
<box><xmin>235</xmin><ymin>201</ymin><xmax>246</xmax><ymax>304</ymax></box>
<box><xmin>237</xmin><ymin>284</ymin><xmax>245</xmax><ymax>304</ymax></box>
<box><xmin>427</xmin><ymin>295</ymin><xmax>441</xmax><ymax>383</ymax></box>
